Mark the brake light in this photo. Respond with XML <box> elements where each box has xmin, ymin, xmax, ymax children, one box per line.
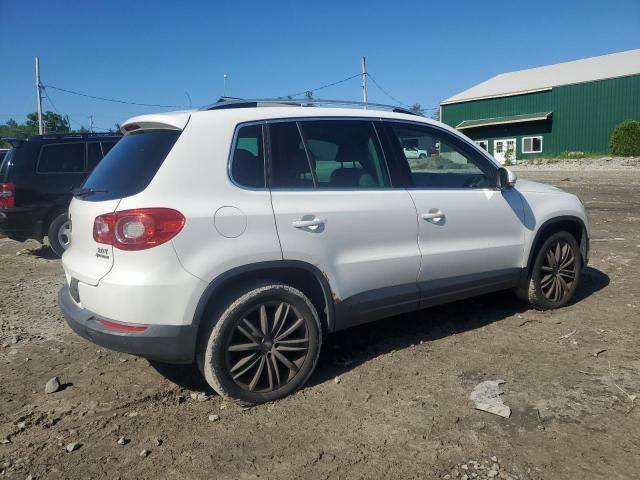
<box><xmin>93</xmin><ymin>208</ymin><xmax>185</xmax><ymax>250</ymax></box>
<box><xmin>122</xmin><ymin>123</ymin><xmax>141</xmax><ymax>132</ymax></box>
<box><xmin>0</xmin><ymin>182</ymin><xmax>15</xmax><ymax>208</ymax></box>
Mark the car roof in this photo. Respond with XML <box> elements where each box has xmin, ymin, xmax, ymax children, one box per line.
<box><xmin>121</xmin><ymin>105</ymin><xmax>454</xmax><ymax>136</ymax></box>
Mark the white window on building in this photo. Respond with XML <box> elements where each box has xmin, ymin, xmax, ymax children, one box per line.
<box><xmin>522</xmin><ymin>136</ymin><xmax>543</xmax><ymax>154</ymax></box>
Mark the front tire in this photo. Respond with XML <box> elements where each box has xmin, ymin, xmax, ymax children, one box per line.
<box><xmin>518</xmin><ymin>231</ymin><xmax>582</xmax><ymax>310</ymax></box>
<box><xmin>47</xmin><ymin>212</ymin><xmax>70</xmax><ymax>258</ymax></box>
<box><xmin>197</xmin><ymin>282</ymin><xmax>322</xmax><ymax>405</ymax></box>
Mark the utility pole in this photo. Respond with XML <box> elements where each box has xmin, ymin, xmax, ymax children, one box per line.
<box><xmin>223</xmin><ymin>74</ymin><xmax>228</xmax><ymax>98</ymax></box>
<box><xmin>361</xmin><ymin>56</ymin><xmax>367</xmax><ymax>108</ymax></box>
<box><xmin>88</xmin><ymin>115</ymin><xmax>94</xmax><ymax>133</ymax></box>
<box><xmin>35</xmin><ymin>56</ymin><xmax>44</xmax><ymax>134</ymax></box>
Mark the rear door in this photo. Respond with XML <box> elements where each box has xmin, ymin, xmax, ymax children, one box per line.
<box><xmin>63</xmin><ymin>197</ymin><xmax>120</xmax><ymax>286</ymax></box>
<box><xmin>269</xmin><ymin>119</ymin><xmax>421</xmax><ymax>328</ymax></box>
<box><xmin>62</xmin><ymin>129</ymin><xmax>182</xmax><ymax>286</ymax></box>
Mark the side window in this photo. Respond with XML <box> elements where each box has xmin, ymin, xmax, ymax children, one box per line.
<box><xmin>87</xmin><ymin>142</ymin><xmax>103</xmax><ymax>170</ymax></box>
<box><xmin>230</xmin><ymin>124</ymin><xmax>265</xmax><ymax>188</ymax></box>
<box><xmin>101</xmin><ymin>141</ymin><xmax>117</xmax><ymax>155</ymax></box>
<box><xmin>37</xmin><ymin>143</ymin><xmax>85</xmax><ymax>173</ymax></box>
<box><xmin>388</xmin><ymin>123</ymin><xmax>494</xmax><ymax>189</ymax></box>
<box><xmin>270</xmin><ymin>122</ymin><xmax>314</xmax><ymax>188</ymax></box>
<box><xmin>298</xmin><ymin>120</ymin><xmax>389</xmax><ymax>189</ymax></box>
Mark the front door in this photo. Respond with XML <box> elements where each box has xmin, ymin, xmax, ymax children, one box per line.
<box><xmin>268</xmin><ymin>119</ymin><xmax>422</xmax><ymax>327</ymax></box>
<box><xmin>493</xmin><ymin>138</ymin><xmax>516</xmax><ymax>164</ymax></box>
<box><xmin>384</xmin><ymin>122</ymin><xmax>525</xmax><ymax>302</ymax></box>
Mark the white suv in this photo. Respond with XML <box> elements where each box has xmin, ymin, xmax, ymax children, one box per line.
<box><xmin>58</xmin><ymin>100</ymin><xmax>589</xmax><ymax>405</ymax></box>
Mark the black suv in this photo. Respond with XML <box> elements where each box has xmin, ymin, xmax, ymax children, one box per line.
<box><xmin>0</xmin><ymin>133</ymin><xmax>121</xmax><ymax>256</ymax></box>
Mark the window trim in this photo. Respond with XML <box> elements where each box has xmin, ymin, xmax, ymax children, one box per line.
<box><xmin>522</xmin><ymin>136</ymin><xmax>543</xmax><ymax>154</ymax></box>
<box><xmin>36</xmin><ymin>142</ymin><xmax>88</xmax><ymax>175</ymax></box>
<box><xmin>86</xmin><ymin>141</ymin><xmax>103</xmax><ymax>171</ymax></box>
<box><xmin>267</xmin><ymin>117</ymin><xmax>394</xmax><ymax>191</ymax></box>
<box><xmin>382</xmin><ymin>120</ymin><xmax>500</xmax><ymax>191</ymax></box>
<box><xmin>296</xmin><ymin>121</ymin><xmax>319</xmax><ymax>188</ymax></box>
<box><xmin>100</xmin><ymin>140</ymin><xmax>118</xmax><ymax>156</ymax></box>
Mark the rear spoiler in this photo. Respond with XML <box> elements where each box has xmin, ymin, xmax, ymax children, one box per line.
<box><xmin>120</xmin><ymin>112</ymin><xmax>191</xmax><ymax>135</ymax></box>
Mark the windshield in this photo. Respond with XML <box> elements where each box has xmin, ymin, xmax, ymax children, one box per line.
<box><xmin>80</xmin><ymin>129</ymin><xmax>181</xmax><ymax>201</ymax></box>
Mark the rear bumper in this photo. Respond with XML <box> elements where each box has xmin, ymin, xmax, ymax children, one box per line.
<box><xmin>58</xmin><ymin>285</ymin><xmax>197</xmax><ymax>364</ymax></box>
<box><xmin>0</xmin><ymin>206</ymin><xmax>46</xmax><ymax>241</ymax></box>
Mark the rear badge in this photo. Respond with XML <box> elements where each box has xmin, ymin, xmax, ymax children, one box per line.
<box><xmin>96</xmin><ymin>247</ymin><xmax>110</xmax><ymax>260</ymax></box>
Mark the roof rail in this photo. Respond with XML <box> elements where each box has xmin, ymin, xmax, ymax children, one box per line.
<box><xmin>1</xmin><ymin>132</ymin><xmax>122</xmax><ymax>143</ymax></box>
<box><xmin>201</xmin><ymin>97</ymin><xmax>418</xmax><ymax>116</ymax></box>
<box><xmin>28</xmin><ymin>132</ymin><xmax>122</xmax><ymax>139</ymax></box>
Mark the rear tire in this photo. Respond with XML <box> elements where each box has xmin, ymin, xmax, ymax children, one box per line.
<box><xmin>47</xmin><ymin>212</ymin><xmax>70</xmax><ymax>258</ymax></box>
<box><xmin>517</xmin><ymin>231</ymin><xmax>582</xmax><ymax>310</ymax></box>
<box><xmin>196</xmin><ymin>281</ymin><xmax>322</xmax><ymax>406</ymax></box>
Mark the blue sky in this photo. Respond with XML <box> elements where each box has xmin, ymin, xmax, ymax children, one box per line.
<box><xmin>1</xmin><ymin>0</ymin><xmax>638</xmax><ymax>130</ymax></box>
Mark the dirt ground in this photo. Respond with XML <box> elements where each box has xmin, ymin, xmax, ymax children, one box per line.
<box><xmin>1</xmin><ymin>168</ymin><xmax>639</xmax><ymax>480</ymax></box>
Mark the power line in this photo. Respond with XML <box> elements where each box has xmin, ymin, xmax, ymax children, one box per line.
<box><xmin>365</xmin><ymin>73</ymin><xmax>438</xmax><ymax>112</ymax></box>
<box><xmin>43</xmin><ymin>84</ymin><xmax>186</xmax><ymax>109</ymax></box>
<box><xmin>365</xmin><ymin>73</ymin><xmax>411</xmax><ymax>108</ymax></box>
<box><xmin>43</xmin><ymin>90</ymin><xmax>112</xmax><ymax>131</ymax></box>
<box><xmin>282</xmin><ymin>73</ymin><xmax>362</xmax><ymax>98</ymax></box>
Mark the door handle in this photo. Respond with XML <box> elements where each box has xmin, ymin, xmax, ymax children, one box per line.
<box><xmin>421</xmin><ymin>210</ymin><xmax>445</xmax><ymax>223</ymax></box>
<box><xmin>292</xmin><ymin>218</ymin><xmax>325</xmax><ymax>229</ymax></box>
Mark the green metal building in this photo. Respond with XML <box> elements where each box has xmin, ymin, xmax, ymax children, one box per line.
<box><xmin>440</xmin><ymin>49</ymin><xmax>640</xmax><ymax>163</ymax></box>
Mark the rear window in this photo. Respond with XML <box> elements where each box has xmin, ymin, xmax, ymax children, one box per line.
<box><xmin>80</xmin><ymin>130</ymin><xmax>181</xmax><ymax>201</ymax></box>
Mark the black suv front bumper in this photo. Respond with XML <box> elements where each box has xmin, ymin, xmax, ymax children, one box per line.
<box><xmin>58</xmin><ymin>285</ymin><xmax>197</xmax><ymax>364</ymax></box>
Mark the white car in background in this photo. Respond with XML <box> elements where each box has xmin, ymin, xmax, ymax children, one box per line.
<box><xmin>58</xmin><ymin>99</ymin><xmax>589</xmax><ymax>405</ymax></box>
<box><xmin>403</xmin><ymin>145</ymin><xmax>429</xmax><ymax>159</ymax></box>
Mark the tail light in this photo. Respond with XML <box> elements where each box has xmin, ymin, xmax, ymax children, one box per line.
<box><xmin>93</xmin><ymin>208</ymin><xmax>185</xmax><ymax>250</ymax></box>
<box><xmin>0</xmin><ymin>182</ymin><xmax>16</xmax><ymax>208</ymax></box>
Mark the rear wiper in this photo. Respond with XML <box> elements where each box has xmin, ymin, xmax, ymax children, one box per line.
<box><xmin>72</xmin><ymin>187</ymin><xmax>108</xmax><ymax>197</ymax></box>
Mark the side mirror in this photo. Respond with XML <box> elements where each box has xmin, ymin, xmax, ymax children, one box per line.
<box><xmin>497</xmin><ymin>167</ymin><xmax>517</xmax><ymax>189</ymax></box>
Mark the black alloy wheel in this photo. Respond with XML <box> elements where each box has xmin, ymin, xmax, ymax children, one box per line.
<box><xmin>225</xmin><ymin>301</ymin><xmax>310</xmax><ymax>393</ymax></box>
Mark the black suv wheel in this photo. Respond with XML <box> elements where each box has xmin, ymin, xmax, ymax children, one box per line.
<box><xmin>48</xmin><ymin>212</ymin><xmax>70</xmax><ymax>258</ymax></box>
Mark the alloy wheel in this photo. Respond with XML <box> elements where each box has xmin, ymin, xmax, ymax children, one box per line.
<box><xmin>225</xmin><ymin>302</ymin><xmax>309</xmax><ymax>393</ymax></box>
<box><xmin>57</xmin><ymin>221</ymin><xmax>71</xmax><ymax>250</ymax></box>
<box><xmin>539</xmin><ymin>240</ymin><xmax>577</xmax><ymax>302</ymax></box>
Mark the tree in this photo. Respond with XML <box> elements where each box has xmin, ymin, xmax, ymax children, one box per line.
<box><xmin>410</xmin><ymin>103</ymin><xmax>425</xmax><ymax>116</ymax></box>
<box><xmin>0</xmin><ymin>111</ymin><xmax>74</xmax><ymax>147</ymax></box>
<box><xmin>609</xmin><ymin>120</ymin><xmax>640</xmax><ymax>156</ymax></box>
<box><xmin>25</xmin><ymin>111</ymin><xmax>70</xmax><ymax>133</ymax></box>
<box><xmin>431</xmin><ymin>109</ymin><xmax>440</xmax><ymax>122</ymax></box>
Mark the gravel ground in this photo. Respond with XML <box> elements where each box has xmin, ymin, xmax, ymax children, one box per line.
<box><xmin>510</xmin><ymin>156</ymin><xmax>640</xmax><ymax>171</ymax></box>
<box><xmin>1</xmin><ymin>167</ymin><xmax>639</xmax><ymax>479</ymax></box>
